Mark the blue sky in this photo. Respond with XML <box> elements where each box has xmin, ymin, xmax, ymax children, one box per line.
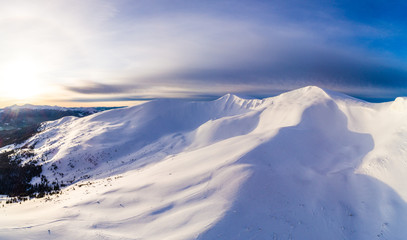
<box><xmin>0</xmin><ymin>0</ymin><xmax>406</xmax><ymax>106</ymax></box>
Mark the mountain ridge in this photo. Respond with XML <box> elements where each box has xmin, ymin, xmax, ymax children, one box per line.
<box><xmin>1</xmin><ymin>86</ymin><xmax>407</xmax><ymax>239</ymax></box>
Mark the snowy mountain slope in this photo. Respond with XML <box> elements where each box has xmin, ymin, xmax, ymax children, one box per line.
<box><xmin>1</xmin><ymin>86</ymin><xmax>407</xmax><ymax>239</ymax></box>
<box><xmin>21</xmin><ymin>94</ymin><xmax>263</xmax><ymax>184</ymax></box>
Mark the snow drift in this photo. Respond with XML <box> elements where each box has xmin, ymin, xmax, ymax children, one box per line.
<box><xmin>1</xmin><ymin>86</ymin><xmax>407</xmax><ymax>239</ymax></box>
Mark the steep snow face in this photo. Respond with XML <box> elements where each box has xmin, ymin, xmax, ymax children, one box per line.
<box><xmin>2</xmin><ymin>86</ymin><xmax>407</xmax><ymax>240</ymax></box>
<box><xmin>337</xmin><ymin>95</ymin><xmax>407</xmax><ymax>202</ymax></box>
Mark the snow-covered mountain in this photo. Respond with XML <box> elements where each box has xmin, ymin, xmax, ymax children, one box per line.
<box><xmin>3</xmin><ymin>104</ymin><xmax>71</xmax><ymax>112</ymax></box>
<box><xmin>1</xmin><ymin>86</ymin><xmax>407</xmax><ymax>239</ymax></box>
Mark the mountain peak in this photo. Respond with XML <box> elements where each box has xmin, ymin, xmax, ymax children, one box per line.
<box><xmin>391</xmin><ymin>97</ymin><xmax>407</xmax><ymax>111</ymax></box>
<box><xmin>297</xmin><ymin>85</ymin><xmax>329</xmax><ymax>96</ymax></box>
<box><xmin>217</xmin><ymin>93</ymin><xmax>241</xmax><ymax>101</ymax></box>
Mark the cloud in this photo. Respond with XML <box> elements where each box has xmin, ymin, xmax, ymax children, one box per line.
<box><xmin>66</xmin><ymin>81</ymin><xmax>138</xmax><ymax>94</ymax></box>
<box><xmin>100</xmin><ymin>13</ymin><xmax>407</xmax><ymax>97</ymax></box>
<box><xmin>2</xmin><ymin>0</ymin><xmax>407</xmax><ymax>106</ymax></box>
<box><xmin>86</xmin><ymin>0</ymin><xmax>407</xmax><ymax>98</ymax></box>
<box><xmin>93</xmin><ymin>1</ymin><xmax>407</xmax><ymax>98</ymax></box>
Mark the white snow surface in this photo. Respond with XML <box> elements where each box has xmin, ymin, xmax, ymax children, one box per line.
<box><xmin>1</xmin><ymin>86</ymin><xmax>407</xmax><ymax>239</ymax></box>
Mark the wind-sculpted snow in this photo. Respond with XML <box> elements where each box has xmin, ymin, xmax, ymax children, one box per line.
<box><xmin>1</xmin><ymin>86</ymin><xmax>407</xmax><ymax>239</ymax></box>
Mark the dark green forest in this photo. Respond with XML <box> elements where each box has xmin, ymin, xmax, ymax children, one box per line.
<box><xmin>0</xmin><ymin>150</ymin><xmax>57</xmax><ymax>197</ymax></box>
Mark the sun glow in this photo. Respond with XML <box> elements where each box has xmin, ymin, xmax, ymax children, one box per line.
<box><xmin>0</xmin><ymin>59</ymin><xmax>44</xmax><ymax>100</ymax></box>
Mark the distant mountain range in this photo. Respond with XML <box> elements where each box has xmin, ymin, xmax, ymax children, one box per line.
<box><xmin>1</xmin><ymin>104</ymin><xmax>119</xmax><ymax>113</ymax></box>
<box><xmin>0</xmin><ymin>105</ymin><xmax>122</xmax><ymax>147</ymax></box>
